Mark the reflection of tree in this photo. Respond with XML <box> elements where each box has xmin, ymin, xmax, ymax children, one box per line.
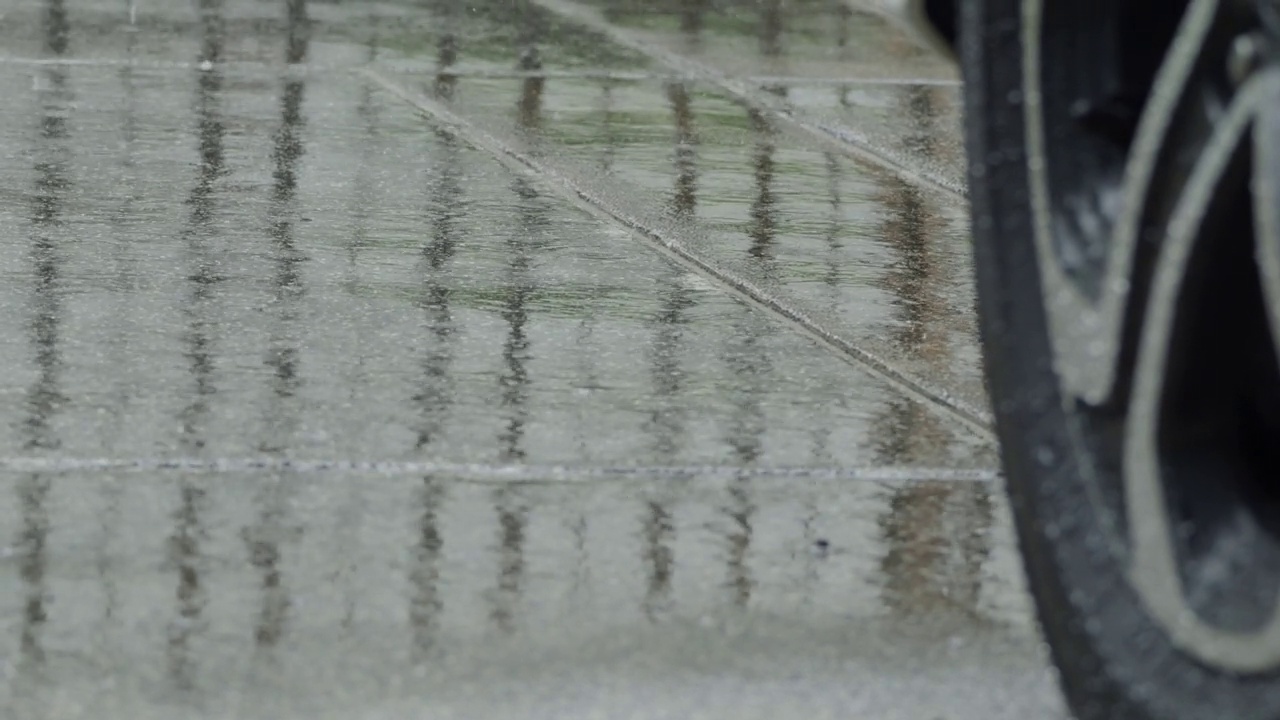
<box><xmin>491</xmin><ymin>489</ymin><xmax>528</xmax><ymax>633</ymax></box>
<box><xmin>410</xmin><ymin>130</ymin><xmax>464</xmax><ymax>655</ymax></box>
<box><xmin>832</xmin><ymin>0</ymin><xmax>853</xmax><ymax>56</ymax></box>
<box><xmin>168</xmin><ymin>0</ymin><xmax>225</xmax><ymax>688</ymax></box>
<box><xmin>489</xmin><ymin>176</ymin><xmax>548</xmax><ymax>632</ymax></box>
<box><xmin>514</xmin><ymin>0</ymin><xmax>545</xmax><ymax>133</ymax></box>
<box><xmin>100</xmin><ymin>21</ymin><xmax>144</xmax><ymax>648</ymax></box>
<box><xmin>759</xmin><ymin>0</ymin><xmax>783</xmax><ymax>57</ymax></box>
<box><xmin>599</xmin><ymin>80</ymin><xmax>617</xmax><ymax>172</ymax></box>
<box><xmin>668</xmin><ymin>82</ymin><xmax>698</xmax><ymax>219</ymax></box>
<box><xmin>680</xmin><ymin>0</ymin><xmax>710</xmax><ymax>38</ymax></box>
<box><xmin>872</xmin><ymin>86</ymin><xmax>993</xmax><ymax>620</ymax></box>
<box><xmin>430</xmin><ymin>0</ymin><xmax>461</xmax><ymax>99</ymax></box>
<box><xmin>17</xmin><ymin>0</ymin><xmax>73</xmax><ymax>672</ymax></box>
<box><xmin>634</xmin><ymin>86</ymin><xmax>703</xmax><ymax>620</ymax></box>
<box><xmin>642</xmin><ymin>273</ymin><xmax>696</xmax><ymax>618</ymax></box>
<box><xmin>246</xmin><ymin>0</ymin><xmax>311</xmax><ymax>651</ymax></box>
<box><xmin>746</xmin><ymin>108</ymin><xmax>777</xmax><ymax>270</ymax></box>
<box><xmin>720</xmin><ymin>313</ymin><xmax>770</xmax><ymax>609</ymax></box>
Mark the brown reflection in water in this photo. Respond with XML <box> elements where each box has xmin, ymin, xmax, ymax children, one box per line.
<box><xmin>642</xmin><ymin>500</ymin><xmax>675</xmax><ymax>620</ymax></box>
<box><xmin>16</xmin><ymin>0</ymin><xmax>74</xmax><ymax>671</ymax></box>
<box><xmin>832</xmin><ymin>0</ymin><xmax>853</xmax><ymax>55</ymax></box>
<box><xmin>101</xmin><ymin>29</ymin><xmax>143</xmax><ymax>629</ymax></box>
<box><xmin>641</xmin><ymin>271</ymin><xmax>697</xmax><ymax>619</ymax></box>
<box><xmin>872</xmin><ymin>85</ymin><xmax>993</xmax><ymax>619</ymax></box>
<box><xmin>168</xmin><ymin>0</ymin><xmax>225</xmax><ymax>688</ymax></box>
<box><xmin>802</xmin><ymin>153</ymin><xmax>847</xmax><ymax>467</ymax></box>
<box><xmin>514</xmin><ymin>0</ymin><xmax>545</xmax><ymax>132</ymax></box>
<box><xmin>414</xmin><ymin>131</ymin><xmax>462</xmax><ymax>451</ymax></box>
<box><xmin>822</xmin><ymin>153</ymin><xmax>845</xmax><ymax>303</ymax></box>
<box><xmin>726</xmin><ymin>481</ymin><xmax>754</xmax><ymax>608</ymax></box>
<box><xmin>759</xmin><ymin>0</ymin><xmax>783</xmax><ymax>57</ymax></box>
<box><xmin>720</xmin><ymin>316</ymin><xmax>770</xmax><ymax>608</ymax></box>
<box><xmin>667</xmin><ymin>82</ymin><xmax>698</xmax><ymax>219</ymax></box>
<box><xmin>642</xmin><ymin>87</ymin><xmax>702</xmax><ymax>607</ymax></box>
<box><xmin>518</xmin><ymin>74</ymin><xmax>545</xmax><ymax>133</ymax></box>
<box><xmin>498</xmin><ymin>176</ymin><xmax>549</xmax><ymax>463</ymax></box>
<box><xmin>431</xmin><ymin>0</ymin><xmax>461</xmax><ymax>99</ymax></box>
<box><xmin>487</xmin><ymin>175</ymin><xmax>546</xmax><ymax>631</ymax></box>
<box><xmin>408</xmin><ymin>130</ymin><xmax>465</xmax><ymax>655</ymax></box>
<box><xmin>245</xmin><ymin>0</ymin><xmax>311</xmax><ymax>651</ymax></box>
<box><xmin>680</xmin><ymin>0</ymin><xmax>710</xmax><ymax>41</ymax></box>
<box><xmin>599</xmin><ymin>80</ymin><xmax>617</xmax><ymax>173</ymax></box>
<box><xmin>746</xmin><ymin>108</ymin><xmax>778</xmax><ymax>271</ymax></box>
<box><xmin>491</xmin><ymin>489</ymin><xmax>528</xmax><ymax>633</ymax></box>
<box><xmin>411</xmin><ymin>478</ymin><xmax>446</xmax><ymax>656</ymax></box>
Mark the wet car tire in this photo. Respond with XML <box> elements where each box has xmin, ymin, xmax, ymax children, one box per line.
<box><xmin>958</xmin><ymin>1</ymin><xmax>1280</xmax><ymax>719</ymax></box>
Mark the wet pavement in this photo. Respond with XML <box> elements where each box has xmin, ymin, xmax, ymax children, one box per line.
<box><xmin>0</xmin><ymin>1</ymin><xmax>1064</xmax><ymax>718</ymax></box>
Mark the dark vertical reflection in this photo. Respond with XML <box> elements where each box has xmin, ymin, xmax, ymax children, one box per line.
<box><xmin>643</xmin><ymin>82</ymin><xmax>702</xmax><ymax>611</ymax></box>
<box><xmin>641</xmin><ymin>271</ymin><xmax>696</xmax><ymax>619</ymax></box>
<box><xmin>285</xmin><ymin>0</ymin><xmax>308</xmax><ymax>65</ymax></box>
<box><xmin>99</xmin><ymin>10</ymin><xmax>145</xmax><ymax>634</ymax></box>
<box><xmin>513</xmin><ymin>0</ymin><xmax>545</xmax><ymax>134</ymax></box>
<box><xmin>410</xmin><ymin>130</ymin><xmax>464</xmax><ymax>655</ymax></box>
<box><xmin>17</xmin><ymin>0</ymin><xmax>74</xmax><ymax>671</ymax></box>
<box><xmin>410</xmin><ymin>479</ymin><xmax>445</xmax><ymax>656</ymax></box>
<box><xmin>680</xmin><ymin>0</ymin><xmax>710</xmax><ymax>38</ymax></box>
<box><xmin>247</xmin><ymin>0</ymin><xmax>311</xmax><ymax>651</ymax></box>
<box><xmin>746</xmin><ymin>108</ymin><xmax>778</xmax><ymax>273</ymax></box>
<box><xmin>498</xmin><ymin>178</ymin><xmax>544</xmax><ymax>463</ymax></box>
<box><xmin>599</xmin><ymin>80</ymin><xmax>617</xmax><ymax>173</ymax></box>
<box><xmin>642</xmin><ymin>500</ymin><xmax>674</xmax><ymax>619</ymax></box>
<box><xmin>491</xmin><ymin>490</ymin><xmax>528</xmax><ymax>633</ymax></box>
<box><xmin>645</xmin><ymin>276</ymin><xmax>697</xmax><ymax>460</ymax></box>
<box><xmin>667</xmin><ymin>82</ymin><xmax>698</xmax><ymax>219</ymax></box>
<box><xmin>832</xmin><ymin>0</ymin><xmax>853</xmax><ymax>56</ymax></box>
<box><xmin>720</xmin><ymin>311</ymin><xmax>768</xmax><ymax>608</ymax></box>
<box><xmin>431</xmin><ymin>0</ymin><xmax>460</xmax><ymax>99</ymax></box>
<box><xmin>168</xmin><ymin>0</ymin><xmax>225</xmax><ymax>688</ymax></box>
<box><xmin>873</xmin><ymin>85</ymin><xmax>993</xmax><ymax>618</ymax></box>
<box><xmin>43</xmin><ymin>0</ymin><xmax>68</xmax><ymax>56</ymax></box>
<box><xmin>415</xmin><ymin>131</ymin><xmax>463</xmax><ymax>452</ymax></box>
<box><xmin>489</xmin><ymin>174</ymin><xmax>546</xmax><ymax>632</ymax></box>
<box><xmin>808</xmin><ymin>153</ymin><xmax>845</xmax><ymax>465</ymax></box>
<box><xmin>822</xmin><ymin>153</ymin><xmax>845</xmax><ymax>308</ymax></box>
<box><xmin>517</xmin><ymin>73</ymin><xmax>545</xmax><ymax>135</ymax></box>
<box><xmin>710</xmin><ymin>102</ymin><xmax>777</xmax><ymax>610</ymax></box>
<box><xmin>759</xmin><ymin>0</ymin><xmax>783</xmax><ymax>57</ymax></box>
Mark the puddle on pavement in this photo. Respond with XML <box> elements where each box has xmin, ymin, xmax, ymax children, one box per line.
<box><xmin>0</xmin><ymin>470</ymin><xmax>1042</xmax><ymax>720</ymax></box>
<box><xmin>573</xmin><ymin>0</ymin><xmax>957</xmax><ymax>81</ymax></box>
<box><xmin>434</xmin><ymin>72</ymin><xmax>986</xmax><ymax>413</ymax></box>
<box><xmin>0</xmin><ymin>1</ymin><xmax>1063</xmax><ymax>719</ymax></box>
<box><xmin>0</xmin><ymin>61</ymin><xmax>986</xmax><ymax>467</ymax></box>
<box><xmin>0</xmin><ymin>0</ymin><xmax>654</xmax><ymax>72</ymax></box>
<box><xmin>779</xmin><ymin>80</ymin><xmax>968</xmax><ymax>190</ymax></box>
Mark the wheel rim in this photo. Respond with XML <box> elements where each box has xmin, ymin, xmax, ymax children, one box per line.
<box><xmin>1022</xmin><ymin>0</ymin><xmax>1280</xmax><ymax>672</ymax></box>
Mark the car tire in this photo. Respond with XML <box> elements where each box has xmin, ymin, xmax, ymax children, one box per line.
<box><xmin>958</xmin><ymin>1</ymin><xmax>1280</xmax><ymax>718</ymax></box>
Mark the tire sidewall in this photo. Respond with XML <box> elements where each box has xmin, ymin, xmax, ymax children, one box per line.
<box><xmin>958</xmin><ymin>1</ymin><xmax>1280</xmax><ymax>718</ymax></box>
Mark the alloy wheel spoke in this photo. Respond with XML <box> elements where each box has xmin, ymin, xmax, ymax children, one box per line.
<box><xmin>1124</xmin><ymin>72</ymin><xmax>1280</xmax><ymax>672</ymax></box>
<box><xmin>1024</xmin><ymin>0</ymin><xmax>1235</xmax><ymax>405</ymax></box>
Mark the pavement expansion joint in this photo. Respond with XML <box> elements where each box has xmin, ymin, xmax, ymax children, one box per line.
<box><xmin>363</xmin><ymin>67</ymin><xmax>996</xmax><ymax>441</ymax></box>
<box><xmin>0</xmin><ymin>456</ymin><xmax>1000</xmax><ymax>482</ymax></box>
<box><xmin>0</xmin><ymin>55</ymin><xmax>960</xmax><ymax>87</ymax></box>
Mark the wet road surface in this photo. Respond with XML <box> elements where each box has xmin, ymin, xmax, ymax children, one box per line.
<box><xmin>0</xmin><ymin>1</ymin><xmax>1065</xmax><ymax>718</ymax></box>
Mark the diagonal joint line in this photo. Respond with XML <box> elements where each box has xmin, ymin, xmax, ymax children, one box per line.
<box><xmin>524</xmin><ymin>0</ymin><xmax>967</xmax><ymax>199</ymax></box>
<box><xmin>361</xmin><ymin>68</ymin><xmax>995</xmax><ymax>440</ymax></box>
